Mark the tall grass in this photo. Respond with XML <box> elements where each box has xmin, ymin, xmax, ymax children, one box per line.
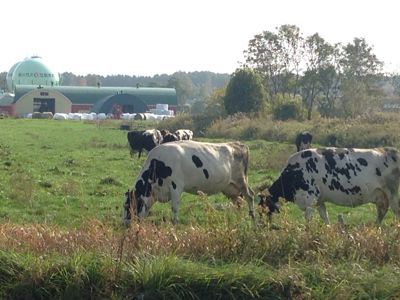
<box><xmin>205</xmin><ymin>112</ymin><xmax>400</xmax><ymax>148</ymax></box>
<box><xmin>1</xmin><ymin>221</ymin><xmax>400</xmax><ymax>298</ymax></box>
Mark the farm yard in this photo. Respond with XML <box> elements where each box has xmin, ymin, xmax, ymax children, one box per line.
<box><xmin>1</xmin><ymin>118</ymin><xmax>400</xmax><ymax>299</ymax></box>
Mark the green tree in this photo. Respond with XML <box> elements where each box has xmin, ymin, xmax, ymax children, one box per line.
<box><xmin>244</xmin><ymin>24</ymin><xmax>303</xmax><ymax>97</ymax></box>
<box><xmin>167</xmin><ymin>72</ymin><xmax>195</xmax><ymax>109</ymax></box>
<box><xmin>205</xmin><ymin>87</ymin><xmax>226</xmax><ymax>117</ymax></box>
<box><xmin>301</xmin><ymin>33</ymin><xmax>334</xmax><ymax>120</ymax></box>
<box><xmin>341</xmin><ymin>38</ymin><xmax>383</xmax><ymax>78</ymax></box>
<box><xmin>224</xmin><ymin>68</ymin><xmax>266</xmax><ymax>115</ymax></box>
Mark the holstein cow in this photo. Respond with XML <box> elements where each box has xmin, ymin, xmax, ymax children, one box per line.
<box><xmin>127</xmin><ymin>129</ymin><xmax>162</xmax><ymax>158</ymax></box>
<box><xmin>260</xmin><ymin>147</ymin><xmax>400</xmax><ymax>224</ymax></box>
<box><xmin>175</xmin><ymin>129</ymin><xmax>193</xmax><ymax>141</ymax></box>
<box><xmin>295</xmin><ymin>131</ymin><xmax>313</xmax><ymax>152</ymax></box>
<box><xmin>124</xmin><ymin>140</ymin><xmax>255</xmax><ymax>224</ymax></box>
<box><xmin>160</xmin><ymin>129</ymin><xmax>179</xmax><ymax>144</ymax></box>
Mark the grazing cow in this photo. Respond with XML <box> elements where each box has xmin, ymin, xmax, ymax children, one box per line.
<box><xmin>175</xmin><ymin>129</ymin><xmax>193</xmax><ymax>141</ymax></box>
<box><xmin>124</xmin><ymin>140</ymin><xmax>255</xmax><ymax>224</ymax></box>
<box><xmin>160</xmin><ymin>129</ymin><xmax>179</xmax><ymax>144</ymax></box>
<box><xmin>260</xmin><ymin>147</ymin><xmax>400</xmax><ymax>224</ymax></box>
<box><xmin>127</xmin><ymin>129</ymin><xmax>162</xmax><ymax>158</ymax></box>
<box><xmin>295</xmin><ymin>131</ymin><xmax>313</xmax><ymax>152</ymax></box>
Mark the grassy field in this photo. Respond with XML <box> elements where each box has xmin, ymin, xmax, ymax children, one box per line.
<box><xmin>0</xmin><ymin>118</ymin><xmax>400</xmax><ymax>299</ymax></box>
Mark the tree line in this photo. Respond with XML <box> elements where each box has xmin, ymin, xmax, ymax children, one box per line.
<box><xmin>222</xmin><ymin>24</ymin><xmax>400</xmax><ymax>120</ymax></box>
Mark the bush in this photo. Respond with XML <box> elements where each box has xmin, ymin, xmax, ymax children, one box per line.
<box><xmin>271</xmin><ymin>94</ymin><xmax>306</xmax><ymax>121</ymax></box>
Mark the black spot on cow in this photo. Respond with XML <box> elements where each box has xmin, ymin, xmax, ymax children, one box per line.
<box><xmin>357</xmin><ymin>158</ymin><xmax>368</xmax><ymax>167</ymax></box>
<box><xmin>135</xmin><ymin>159</ymin><xmax>172</xmax><ymax>200</ymax></box>
<box><xmin>329</xmin><ymin>179</ymin><xmax>341</xmax><ymax>191</ymax></box>
<box><xmin>376</xmin><ymin>168</ymin><xmax>381</xmax><ymax>176</ymax></box>
<box><xmin>338</xmin><ymin>152</ymin><xmax>345</xmax><ymax>160</ymax></box>
<box><xmin>321</xmin><ymin>149</ymin><xmax>336</xmax><ymax>173</ymax></box>
<box><xmin>322</xmin><ymin>177</ymin><xmax>327</xmax><ymax>184</ymax></box>
<box><xmin>203</xmin><ymin>169</ymin><xmax>209</xmax><ymax>179</ymax></box>
<box><xmin>328</xmin><ymin>177</ymin><xmax>361</xmax><ymax>196</ymax></box>
<box><xmin>384</xmin><ymin>162</ymin><xmax>389</xmax><ymax>168</ymax></box>
<box><xmin>346</xmin><ymin>163</ymin><xmax>358</xmax><ymax>176</ymax></box>
<box><xmin>172</xmin><ymin>181</ymin><xmax>177</xmax><ymax>190</ymax></box>
<box><xmin>305</xmin><ymin>157</ymin><xmax>318</xmax><ymax>173</ymax></box>
<box><xmin>301</xmin><ymin>150</ymin><xmax>312</xmax><ymax>158</ymax></box>
<box><xmin>335</xmin><ymin>167</ymin><xmax>351</xmax><ymax>180</ymax></box>
<box><xmin>192</xmin><ymin>155</ymin><xmax>203</xmax><ymax>168</ymax></box>
<box><xmin>268</xmin><ymin>162</ymin><xmax>309</xmax><ymax>204</ymax></box>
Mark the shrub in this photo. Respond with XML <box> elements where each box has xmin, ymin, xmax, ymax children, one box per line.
<box><xmin>271</xmin><ymin>94</ymin><xmax>306</xmax><ymax>121</ymax></box>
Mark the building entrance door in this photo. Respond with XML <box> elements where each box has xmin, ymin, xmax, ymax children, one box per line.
<box><xmin>33</xmin><ymin>98</ymin><xmax>55</xmax><ymax>113</ymax></box>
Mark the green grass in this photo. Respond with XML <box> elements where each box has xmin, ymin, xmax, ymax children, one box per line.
<box><xmin>1</xmin><ymin>118</ymin><xmax>400</xmax><ymax>299</ymax></box>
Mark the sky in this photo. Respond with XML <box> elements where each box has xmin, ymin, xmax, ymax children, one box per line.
<box><xmin>2</xmin><ymin>0</ymin><xmax>400</xmax><ymax>76</ymax></box>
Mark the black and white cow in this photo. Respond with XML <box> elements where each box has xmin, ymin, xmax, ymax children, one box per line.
<box><xmin>124</xmin><ymin>140</ymin><xmax>255</xmax><ymax>224</ymax></box>
<box><xmin>175</xmin><ymin>129</ymin><xmax>193</xmax><ymax>141</ymax></box>
<box><xmin>260</xmin><ymin>147</ymin><xmax>400</xmax><ymax>224</ymax></box>
<box><xmin>127</xmin><ymin>129</ymin><xmax>162</xmax><ymax>158</ymax></box>
<box><xmin>160</xmin><ymin>129</ymin><xmax>179</xmax><ymax>144</ymax></box>
<box><xmin>295</xmin><ymin>131</ymin><xmax>313</xmax><ymax>152</ymax></box>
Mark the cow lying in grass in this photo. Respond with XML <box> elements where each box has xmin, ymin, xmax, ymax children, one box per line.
<box><xmin>123</xmin><ymin>140</ymin><xmax>255</xmax><ymax>224</ymax></box>
<box><xmin>260</xmin><ymin>147</ymin><xmax>400</xmax><ymax>224</ymax></box>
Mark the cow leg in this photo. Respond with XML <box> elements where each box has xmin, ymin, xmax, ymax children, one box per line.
<box><xmin>294</xmin><ymin>190</ymin><xmax>316</xmax><ymax>223</ymax></box>
<box><xmin>170</xmin><ymin>189</ymin><xmax>181</xmax><ymax>225</ymax></box>
<box><xmin>238</xmin><ymin>183</ymin><xmax>255</xmax><ymax>220</ymax></box>
<box><xmin>388</xmin><ymin>194</ymin><xmax>400</xmax><ymax>220</ymax></box>
<box><xmin>317</xmin><ymin>201</ymin><xmax>330</xmax><ymax>224</ymax></box>
<box><xmin>305</xmin><ymin>207</ymin><xmax>313</xmax><ymax>222</ymax></box>
<box><xmin>374</xmin><ymin>190</ymin><xmax>389</xmax><ymax>224</ymax></box>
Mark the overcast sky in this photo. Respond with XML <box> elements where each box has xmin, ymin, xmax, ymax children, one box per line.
<box><xmin>2</xmin><ymin>0</ymin><xmax>399</xmax><ymax>76</ymax></box>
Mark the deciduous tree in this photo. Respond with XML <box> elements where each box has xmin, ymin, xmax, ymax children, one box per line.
<box><xmin>224</xmin><ymin>68</ymin><xmax>266</xmax><ymax>115</ymax></box>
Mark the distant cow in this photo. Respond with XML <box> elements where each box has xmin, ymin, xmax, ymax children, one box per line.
<box><xmin>295</xmin><ymin>131</ymin><xmax>313</xmax><ymax>152</ymax></box>
<box><xmin>160</xmin><ymin>129</ymin><xmax>179</xmax><ymax>144</ymax></box>
<box><xmin>127</xmin><ymin>129</ymin><xmax>162</xmax><ymax>158</ymax></box>
<box><xmin>260</xmin><ymin>147</ymin><xmax>400</xmax><ymax>224</ymax></box>
<box><xmin>175</xmin><ymin>129</ymin><xmax>193</xmax><ymax>141</ymax></box>
<box><xmin>124</xmin><ymin>140</ymin><xmax>255</xmax><ymax>224</ymax></box>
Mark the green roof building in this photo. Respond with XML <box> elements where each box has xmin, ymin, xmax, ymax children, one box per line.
<box><xmin>0</xmin><ymin>57</ymin><xmax>177</xmax><ymax>117</ymax></box>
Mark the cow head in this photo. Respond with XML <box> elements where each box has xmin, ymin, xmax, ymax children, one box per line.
<box><xmin>296</xmin><ymin>132</ymin><xmax>313</xmax><ymax>152</ymax></box>
<box><xmin>257</xmin><ymin>194</ymin><xmax>280</xmax><ymax>219</ymax></box>
<box><xmin>123</xmin><ymin>188</ymin><xmax>154</xmax><ymax>224</ymax></box>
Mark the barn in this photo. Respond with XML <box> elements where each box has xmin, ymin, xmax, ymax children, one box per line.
<box><xmin>0</xmin><ymin>56</ymin><xmax>177</xmax><ymax>117</ymax></box>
